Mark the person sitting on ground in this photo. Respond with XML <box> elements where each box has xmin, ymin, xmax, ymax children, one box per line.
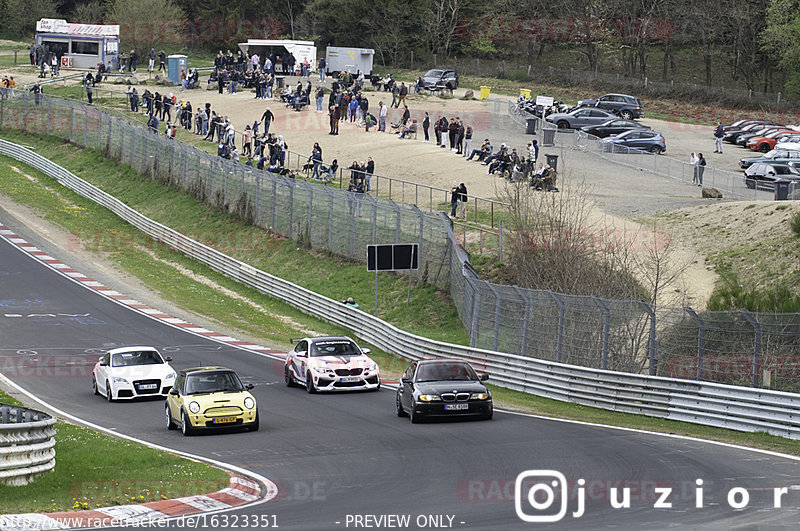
<box><xmin>399</xmin><ymin>119</ymin><xmax>418</xmax><ymax>139</ymax></box>
<box><xmin>483</xmin><ymin>144</ymin><xmax>507</xmax><ymax>166</ymax></box>
<box><xmin>488</xmin><ymin>148</ymin><xmax>513</xmax><ymax>175</ymax></box>
<box><xmin>467</xmin><ymin>139</ymin><xmax>492</xmax><ymax>161</ymax></box>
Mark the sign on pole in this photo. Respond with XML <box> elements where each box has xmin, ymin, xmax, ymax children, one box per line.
<box><xmin>367</xmin><ymin>244</ymin><xmax>420</xmax><ymax>313</ymax></box>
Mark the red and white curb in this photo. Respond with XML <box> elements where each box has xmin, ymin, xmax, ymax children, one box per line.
<box><xmin>0</xmin><ymin>474</ymin><xmax>271</xmax><ymax>530</ymax></box>
<box><xmin>0</xmin><ymin>224</ymin><xmax>284</xmax><ymax>360</ymax></box>
<box><xmin>0</xmin><ymin>223</ymin><xmax>284</xmax><ymax>528</ymax></box>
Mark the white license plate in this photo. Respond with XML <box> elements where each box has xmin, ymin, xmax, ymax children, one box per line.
<box><xmin>445</xmin><ymin>403</ymin><xmax>469</xmax><ymax>411</ymax></box>
<box><xmin>138</xmin><ymin>384</ymin><xmax>157</xmax><ymax>390</ymax></box>
<box><xmin>339</xmin><ymin>376</ymin><xmax>361</xmax><ymax>383</ymax></box>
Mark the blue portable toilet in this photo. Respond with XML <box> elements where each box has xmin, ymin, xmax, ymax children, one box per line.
<box><xmin>167</xmin><ymin>54</ymin><xmax>187</xmax><ymax>85</ymax></box>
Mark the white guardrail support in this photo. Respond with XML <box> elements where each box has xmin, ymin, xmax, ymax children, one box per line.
<box><xmin>3</xmin><ymin>139</ymin><xmax>800</xmax><ymax>440</ymax></box>
<box><xmin>0</xmin><ymin>403</ymin><xmax>57</xmax><ymax>486</ymax></box>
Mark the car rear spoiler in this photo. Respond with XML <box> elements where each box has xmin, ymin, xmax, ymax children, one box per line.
<box><xmin>290</xmin><ymin>338</ymin><xmax>303</xmax><ymax>344</ymax></box>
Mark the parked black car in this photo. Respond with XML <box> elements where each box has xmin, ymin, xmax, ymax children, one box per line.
<box><xmin>577</xmin><ymin>93</ymin><xmax>643</xmax><ymax>120</ymax></box>
<box><xmin>580</xmin><ymin>119</ymin><xmax>650</xmax><ymax>138</ymax></box>
<box><xmin>396</xmin><ymin>359</ymin><xmax>492</xmax><ymax>423</ymax></box>
<box><xmin>723</xmin><ymin>119</ymin><xmax>777</xmax><ymax>143</ymax></box>
<box><xmin>736</xmin><ymin>126</ymin><xmax>786</xmax><ymax>147</ymax></box>
<box><xmin>744</xmin><ymin>162</ymin><xmax>800</xmax><ymax>189</ymax></box>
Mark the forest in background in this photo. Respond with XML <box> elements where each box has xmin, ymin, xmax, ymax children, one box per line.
<box><xmin>3</xmin><ymin>0</ymin><xmax>800</xmax><ymax>99</ymax></box>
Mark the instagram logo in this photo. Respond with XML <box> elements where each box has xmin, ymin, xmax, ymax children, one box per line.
<box><xmin>514</xmin><ymin>470</ymin><xmax>569</xmax><ymax>523</ymax></box>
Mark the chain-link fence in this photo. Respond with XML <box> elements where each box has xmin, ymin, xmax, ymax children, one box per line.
<box><xmin>0</xmin><ymin>90</ymin><xmax>451</xmax><ymax>289</ymax></box>
<box><xmin>4</xmin><ymin>90</ymin><xmax>800</xmax><ymax>392</ymax></box>
<box><xmin>442</xmin><ymin>220</ymin><xmax>800</xmax><ymax>393</ymax></box>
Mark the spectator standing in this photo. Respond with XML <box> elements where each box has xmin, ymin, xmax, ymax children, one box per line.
<box><xmin>84</xmin><ymin>77</ymin><xmax>93</xmax><ymax>104</ymax></box>
<box><xmin>463</xmin><ymin>123</ymin><xmax>473</xmax><ymax>157</ymax></box>
<box><xmin>696</xmin><ymin>153</ymin><xmax>706</xmax><ymax>186</ymax></box>
<box><xmin>316</xmin><ymin>86</ymin><xmax>325</xmax><ymax>113</ymax></box>
<box><xmin>379</xmin><ymin>101</ymin><xmax>387</xmax><ymax>132</ymax></box>
<box><xmin>390</xmin><ymin>83</ymin><xmax>399</xmax><ymax>108</ymax></box>
<box><xmin>690</xmin><ymin>152</ymin><xmax>698</xmax><ymax>184</ymax></box>
<box><xmin>318</xmin><ymin>57</ymin><xmax>326</xmax><ymax>82</ymax></box>
<box><xmin>397</xmin><ymin>82</ymin><xmax>408</xmax><ymax>107</ymax></box>
<box><xmin>713</xmin><ymin>122</ymin><xmax>724</xmax><ymax>153</ymax></box>
<box><xmin>365</xmin><ymin>157</ymin><xmax>375</xmax><ymax>192</ymax></box>
<box><xmin>422</xmin><ymin>112</ymin><xmax>430</xmax><ymax>142</ymax></box>
<box><xmin>243</xmin><ymin>125</ymin><xmax>252</xmax><ymax>156</ymax></box>
<box><xmin>456</xmin><ymin>119</ymin><xmax>465</xmax><ymax>154</ymax></box>
<box><xmin>450</xmin><ymin>182</ymin><xmax>468</xmax><ymax>218</ymax></box>
<box><xmin>329</xmin><ymin>105</ymin><xmax>339</xmax><ymax>135</ymax></box>
<box><xmin>148</xmin><ymin>48</ymin><xmax>156</xmax><ymax>73</ymax></box>
<box><xmin>29</xmin><ymin>43</ymin><xmax>35</xmax><ymax>65</ymax></box>
<box><xmin>310</xmin><ymin>143</ymin><xmax>324</xmax><ymax>179</ymax></box>
<box><xmin>158</xmin><ymin>50</ymin><xmax>166</xmax><ymax>73</ymax></box>
<box><xmin>129</xmin><ymin>49</ymin><xmax>138</xmax><ymax>73</ymax></box>
<box><xmin>261</xmin><ymin>106</ymin><xmax>274</xmax><ymax>135</ymax></box>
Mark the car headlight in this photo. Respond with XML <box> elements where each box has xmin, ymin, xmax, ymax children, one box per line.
<box><xmin>112</xmin><ymin>377</ymin><xmax>129</xmax><ymax>384</ymax></box>
<box><xmin>244</xmin><ymin>397</ymin><xmax>255</xmax><ymax>409</ymax></box>
<box><xmin>367</xmin><ymin>363</ymin><xmax>378</xmax><ymax>372</ymax></box>
<box><xmin>470</xmin><ymin>393</ymin><xmax>490</xmax><ymax>400</ymax></box>
<box><xmin>418</xmin><ymin>394</ymin><xmax>440</xmax><ymax>402</ymax></box>
<box><xmin>188</xmin><ymin>401</ymin><xmax>200</xmax><ymax>414</ymax></box>
<box><xmin>312</xmin><ymin>366</ymin><xmax>332</xmax><ymax>374</ymax></box>
<box><xmin>165</xmin><ymin>373</ymin><xmax>175</xmax><ymax>380</ymax></box>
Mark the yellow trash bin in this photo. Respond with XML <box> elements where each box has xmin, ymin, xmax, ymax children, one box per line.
<box><xmin>519</xmin><ymin>88</ymin><xmax>531</xmax><ymax>100</ymax></box>
<box><xmin>479</xmin><ymin>86</ymin><xmax>491</xmax><ymax>100</ymax></box>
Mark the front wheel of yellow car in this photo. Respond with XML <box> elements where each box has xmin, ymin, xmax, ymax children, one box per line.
<box><xmin>166</xmin><ymin>404</ymin><xmax>176</xmax><ymax>430</ymax></box>
<box><xmin>247</xmin><ymin>411</ymin><xmax>259</xmax><ymax>432</ymax></box>
<box><xmin>181</xmin><ymin>409</ymin><xmax>195</xmax><ymax>436</ymax></box>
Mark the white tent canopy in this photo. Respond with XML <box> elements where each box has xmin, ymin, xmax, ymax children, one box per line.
<box><xmin>237</xmin><ymin>39</ymin><xmax>317</xmax><ymax>71</ymax></box>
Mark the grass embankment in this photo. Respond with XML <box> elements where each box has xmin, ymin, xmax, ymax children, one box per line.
<box><xmin>0</xmin><ymin>392</ymin><xmax>229</xmax><ymax>513</ymax></box>
<box><xmin>2</xmin><ymin>129</ymin><xmax>800</xmax><ymax>456</ymax></box>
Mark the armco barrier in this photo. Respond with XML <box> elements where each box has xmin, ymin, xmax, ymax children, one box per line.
<box><xmin>4</xmin><ymin>140</ymin><xmax>800</xmax><ymax>440</ymax></box>
<box><xmin>0</xmin><ymin>404</ymin><xmax>57</xmax><ymax>486</ymax></box>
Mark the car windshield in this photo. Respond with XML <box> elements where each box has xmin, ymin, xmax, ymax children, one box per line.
<box><xmin>310</xmin><ymin>340</ymin><xmax>361</xmax><ymax>357</ymax></box>
<box><xmin>415</xmin><ymin>362</ymin><xmax>478</xmax><ymax>382</ymax></box>
<box><xmin>423</xmin><ymin>69</ymin><xmax>444</xmax><ymax>78</ymax></box>
<box><xmin>111</xmin><ymin>350</ymin><xmax>164</xmax><ymax>367</ymax></box>
<box><xmin>184</xmin><ymin>371</ymin><xmax>244</xmax><ymax>394</ymax></box>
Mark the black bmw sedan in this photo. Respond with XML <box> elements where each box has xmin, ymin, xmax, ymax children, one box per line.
<box><xmin>396</xmin><ymin>359</ymin><xmax>492</xmax><ymax>423</ymax></box>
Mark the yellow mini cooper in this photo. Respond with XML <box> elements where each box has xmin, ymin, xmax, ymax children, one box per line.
<box><xmin>165</xmin><ymin>366</ymin><xmax>258</xmax><ymax>435</ymax></box>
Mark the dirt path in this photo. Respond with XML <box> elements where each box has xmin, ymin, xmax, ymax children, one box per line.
<box><xmin>3</xmin><ymin>67</ymin><xmax>759</xmax><ymax>308</ymax></box>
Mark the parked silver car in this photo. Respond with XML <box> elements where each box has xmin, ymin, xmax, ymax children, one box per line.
<box><xmin>546</xmin><ymin>108</ymin><xmax>618</xmax><ymax>130</ymax></box>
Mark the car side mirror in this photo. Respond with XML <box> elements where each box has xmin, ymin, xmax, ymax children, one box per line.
<box><xmin>480</xmin><ymin>374</ymin><xmax>490</xmax><ymax>382</ymax></box>
<box><xmin>361</xmin><ymin>348</ymin><xmax>371</xmax><ymax>355</ymax></box>
<box><xmin>401</xmin><ymin>377</ymin><xmax>412</xmax><ymax>385</ymax></box>
<box><xmin>245</xmin><ymin>383</ymin><xmax>254</xmax><ymax>390</ymax></box>
<box><xmin>165</xmin><ymin>356</ymin><xmax>173</xmax><ymax>362</ymax></box>
<box><xmin>297</xmin><ymin>352</ymin><xmax>307</xmax><ymax>358</ymax></box>
<box><xmin>169</xmin><ymin>388</ymin><xmax>179</xmax><ymax>396</ymax></box>
<box><xmin>99</xmin><ymin>358</ymin><xmax>107</xmax><ymax>366</ymax></box>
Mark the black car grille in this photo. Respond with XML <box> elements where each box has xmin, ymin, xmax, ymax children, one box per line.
<box><xmin>334</xmin><ymin>368</ymin><xmax>363</xmax><ymax>376</ymax></box>
<box><xmin>441</xmin><ymin>392</ymin><xmax>471</xmax><ymax>402</ymax></box>
<box><xmin>333</xmin><ymin>381</ymin><xmax>366</xmax><ymax>387</ymax></box>
<box><xmin>133</xmin><ymin>379</ymin><xmax>161</xmax><ymax>395</ymax></box>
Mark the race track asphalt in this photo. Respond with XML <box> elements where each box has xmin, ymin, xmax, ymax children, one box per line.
<box><xmin>2</xmin><ymin>218</ymin><xmax>800</xmax><ymax>530</ymax></box>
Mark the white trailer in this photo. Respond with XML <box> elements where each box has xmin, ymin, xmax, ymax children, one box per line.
<box><xmin>325</xmin><ymin>47</ymin><xmax>374</xmax><ymax>76</ymax></box>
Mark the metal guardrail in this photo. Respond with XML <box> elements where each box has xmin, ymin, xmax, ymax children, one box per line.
<box><xmin>0</xmin><ymin>403</ymin><xmax>57</xmax><ymax>486</ymax></box>
<box><xmin>3</xmin><ymin>139</ymin><xmax>800</xmax><ymax>440</ymax></box>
